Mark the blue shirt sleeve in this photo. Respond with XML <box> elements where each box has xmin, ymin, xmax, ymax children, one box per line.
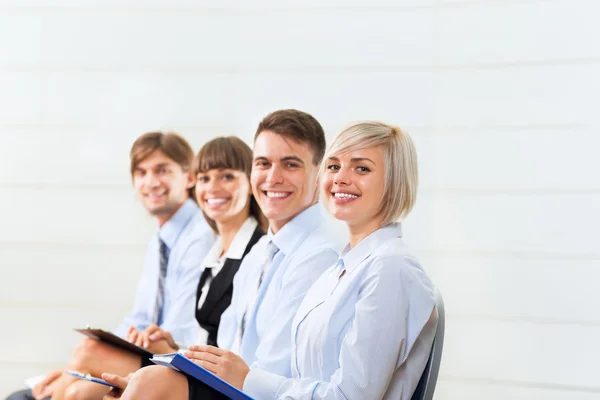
<box><xmin>113</xmin><ymin>242</ymin><xmax>156</xmax><ymax>338</ymax></box>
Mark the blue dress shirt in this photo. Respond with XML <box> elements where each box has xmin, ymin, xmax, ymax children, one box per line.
<box><xmin>243</xmin><ymin>223</ymin><xmax>437</xmax><ymax>400</ymax></box>
<box><xmin>218</xmin><ymin>204</ymin><xmax>341</xmax><ymax>378</ymax></box>
<box><xmin>114</xmin><ymin>198</ymin><xmax>215</xmax><ymax>345</ymax></box>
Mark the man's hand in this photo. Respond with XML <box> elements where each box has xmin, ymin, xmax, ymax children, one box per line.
<box><xmin>101</xmin><ymin>373</ymin><xmax>131</xmax><ymax>400</ymax></box>
<box><xmin>185</xmin><ymin>345</ymin><xmax>250</xmax><ymax>390</ymax></box>
<box><xmin>31</xmin><ymin>369</ymin><xmax>62</xmax><ymax>400</ymax></box>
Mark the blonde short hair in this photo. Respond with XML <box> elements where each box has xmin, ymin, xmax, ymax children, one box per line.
<box><xmin>321</xmin><ymin>121</ymin><xmax>418</xmax><ymax>226</ymax></box>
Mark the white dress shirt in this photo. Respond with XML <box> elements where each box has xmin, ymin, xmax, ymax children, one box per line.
<box><xmin>244</xmin><ymin>223</ymin><xmax>438</xmax><ymax>400</ymax></box>
<box><xmin>218</xmin><ymin>204</ymin><xmax>342</xmax><ymax>378</ymax></box>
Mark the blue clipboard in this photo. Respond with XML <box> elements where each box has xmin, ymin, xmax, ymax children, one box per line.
<box><xmin>66</xmin><ymin>370</ymin><xmax>114</xmax><ymax>388</ymax></box>
<box><xmin>151</xmin><ymin>353</ymin><xmax>254</xmax><ymax>400</ymax></box>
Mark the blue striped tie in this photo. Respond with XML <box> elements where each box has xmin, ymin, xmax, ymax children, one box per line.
<box><xmin>153</xmin><ymin>239</ymin><xmax>169</xmax><ymax>324</ymax></box>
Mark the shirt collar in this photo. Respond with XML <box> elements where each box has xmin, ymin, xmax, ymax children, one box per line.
<box><xmin>203</xmin><ymin>238</ymin><xmax>224</xmax><ymax>269</ymax></box>
<box><xmin>158</xmin><ymin>198</ymin><xmax>199</xmax><ymax>250</ymax></box>
<box><xmin>203</xmin><ymin>217</ymin><xmax>260</xmax><ymax>268</ymax></box>
<box><xmin>225</xmin><ymin>217</ymin><xmax>259</xmax><ymax>260</ymax></box>
<box><xmin>339</xmin><ymin>223</ymin><xmax>402</xmax><ymax>275</ymax></box>
<box><xmin>267</xmin><ymin>204</ymin><xmax>323</xmax><ymax>256</ymax></box>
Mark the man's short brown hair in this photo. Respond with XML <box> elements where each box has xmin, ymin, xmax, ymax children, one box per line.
<box><xmin>255</xmin><ymin>109</ymin><xmax>326</xmax><ymax>165</ymax></box>
<box><xmin>130</xmin><ymin>131</ymin><xmax>195</xmax><ymax>197</ymax></box>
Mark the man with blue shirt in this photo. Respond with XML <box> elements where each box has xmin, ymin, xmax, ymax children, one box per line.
<box><xmin>6</xmin><ymin>132</ymin><xmax>214</xmax><ymax>400</ymax></box>
<box><xmin>100</xmin><ymin>110</ymin><xmax>341</xmax><ymax>400</ymax></box>
<box><xmin>216</xmin><ymin>110</ymin><xmax>341</xmax><ymax>375</ymax></box>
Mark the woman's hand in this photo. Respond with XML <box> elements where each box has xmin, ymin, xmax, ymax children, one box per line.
<box><xmin>126</xmin><ymin>324</ymin><xmax>178</xmax><ymax>353</ymax></box>
<box><xmin>138</xmin><ymin>323</ymin><xmax>179</xmax><ymax>353</ymax></box>
<box><xmin>185</xmin><ymin>345</ymin><xmax>250</xmax><ymax>390</ymax></box>
<box><xmin>144</xmin><ymin>324</ymin><xmax>179</xmax><ymax>350</ymax></box>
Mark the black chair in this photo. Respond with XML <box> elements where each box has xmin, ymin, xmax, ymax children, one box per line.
<box><xmin>411</xmin><ymin>288</ymin><xmax>445</xmax><ymax>400</ymax></box>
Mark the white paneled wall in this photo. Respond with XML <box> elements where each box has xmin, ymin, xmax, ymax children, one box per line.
<box><xmin>1</xmin><ymin>0</ymin><xmax>598</xmax><ymax>398</ymax></box>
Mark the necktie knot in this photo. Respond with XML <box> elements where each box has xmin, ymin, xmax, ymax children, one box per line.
<box><xmin>337</xmin><ymin>259</ymin><xmax>346</xmax><ymax>279</ymax></box>
<box><xmin>159</xmin><ymin>239</ymin><xmax>169</xmax><ymax>263</ymax></box>
<box><xmin>266</xmin><ymin>241</ymin><xmax>279</xmax><ymax>262</ymax></box>
<box><xmin>259</xmin><ymin>241</ymin><xmax>279</xmax><ymax>287</ymax></box>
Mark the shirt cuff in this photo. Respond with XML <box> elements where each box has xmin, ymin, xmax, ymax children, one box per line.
<box><xmin>243</xmin><ymin>368</ymin><xmax>287</xmax><ymax>400</ymax></box>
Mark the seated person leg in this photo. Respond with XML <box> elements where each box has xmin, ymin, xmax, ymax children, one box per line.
<box><xmin>106</xmin><ymin>366</ymin><xmax>228</xmax><ymax>400</ymax></box>
<box><xmin>51</xmin><ymin>338</ymin><xmax>141</xmax><ymax>400</ymax></box>
<box><xmin>62</xmin><ymin>380</ymin><xmax>110</xmax><ymax>400</ymax></box>
<box><xmin>114</xmin><ymin>366</ymin><xmax>188</xmax><ymax>400</ymax></box>
<box><xmin>67</xmin><ymin>338</ymin><xmax>142</xmax><ymax>377</ymax></box>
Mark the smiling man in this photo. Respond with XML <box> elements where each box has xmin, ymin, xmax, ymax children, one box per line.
<box><xmin>219</xmin><ymin>110</ymin><xmax>342</xmax><ymax>365</ymax></box>
<box><xmin>101</xmin><ymin>110</ymin><xmax>342</xmax><ymax>400</ymax></box>
<box><xmin>6</xmin><ymin>132</ymin><xmax>214</xmax><ymax>400</ymax></box>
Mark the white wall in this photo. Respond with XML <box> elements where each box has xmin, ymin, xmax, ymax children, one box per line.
<box><xmin>1</xmin><ymin>0</ymin><xmax>598</xmax><ymax>398</ymax></box>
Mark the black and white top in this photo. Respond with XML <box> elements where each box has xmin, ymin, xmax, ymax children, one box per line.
<box><xmin>194</xmin><ymin>217</ymin><xmax>264</xmax><ymax>347</ymax></box>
